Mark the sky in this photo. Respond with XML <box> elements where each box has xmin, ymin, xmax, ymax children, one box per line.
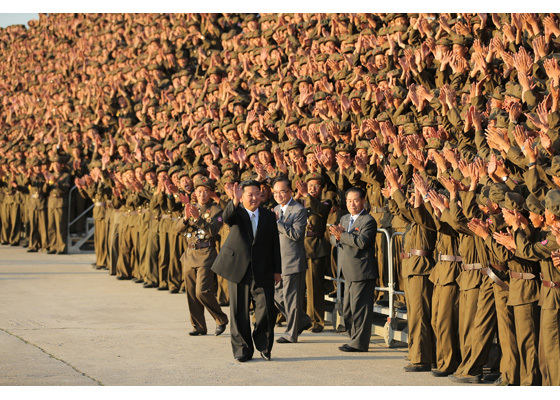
<box><xmin>0</xmin><ymin>13</ymin><xmax>39</xmax><ymax>28</ymax></box>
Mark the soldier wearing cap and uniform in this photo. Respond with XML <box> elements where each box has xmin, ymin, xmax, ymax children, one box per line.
<box><xmin>26</xmin><ymin>158</ymin><xmax>48</xmax><ymax>252</ymax></box>
<box><xmin>512</xmin><ymin>190</ymin><xmax>560</xmax><ymax>386</ymax></box>
<box><xmin>175</xmin><ymin>175</ymin><xmax>228</xmax><ymax>336</ymax></box>
<box><xmin>45</xmin><ymin>156</ymin><xmax>72</xmax><ymax>254</ymax></box>
<box><xmin>470</xmin><ymin>191</ymin><xmax>541</xmax><ymax>385</ymax></box>
<box><xmin>297</xmin><ymin>172</ymin><xmax>332</xmax><ymax>333</ymax></box>
<box><xmin>3</xmin><ymin>161</ymin><xmax>25</xmax><ymax>246</ymax></box>
<box><xmin>166</xmin><ymin>165</ymin><xmax>186</xmax><ymax>293</ymax></box>
<box><xmin>77</xmin><ymin>161</ymin><xmax>112</xmax><ymax>269</ymax></box>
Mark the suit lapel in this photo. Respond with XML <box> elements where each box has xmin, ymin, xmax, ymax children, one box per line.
<box><xmin>238</xmin><ymin>205</ymin><xmax>254</xmax><ymax>241</ymax></box>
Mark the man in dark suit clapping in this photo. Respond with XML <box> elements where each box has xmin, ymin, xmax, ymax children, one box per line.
<box><xmin>329</xmin><ymin>187</ymin><xmax>378</xmax><ymax>352</ymax></box>
<box><xmin>212</xmin><ymin>180</ymin><xmax>282</xmax><ymax>362</ymax></box>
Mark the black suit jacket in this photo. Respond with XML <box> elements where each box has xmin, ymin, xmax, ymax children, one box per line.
<box><xmin>212</xmin><ymin>200</ymin><xmax>282</xmax><ymax>287</ymax></box>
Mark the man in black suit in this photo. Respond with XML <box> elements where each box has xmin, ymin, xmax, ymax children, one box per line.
<box><xmin>329</xmin><ymin>187</ymin><xmax>378</xmax><ymax>352</ymax></box>
<box><xmin>212</xmin><ymin>180</ymin><xmax>282</xmax><ymax>362</ymax></box>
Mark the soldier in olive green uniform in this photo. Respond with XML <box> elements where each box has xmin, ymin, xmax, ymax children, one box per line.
<box><xmin>45</xmin><ymin>156</ymin><xmax>72</xmax><ymax>254</ymax></box>
<box><xmin>299</xmin><ymin>172</ymin><xmax>332</xmax><ymax>333</ymax></box>
<box><xmin>175</xmin><ymin>176</ymin><xmax>228</xmax><ymax>336</ymax></box>
<box><xmin>27</xmin><ymin>159</ymin><xmax>48</xmax><ymax>252</ymax></box>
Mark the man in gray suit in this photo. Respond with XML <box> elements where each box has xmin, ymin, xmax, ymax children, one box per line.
<box><xmin>273</xmin><ymin>177</ymin><xmax>312</xmax><ymax>343</ymax></box>
<box><xmin>329</xmin><ymin>187</ymin><xmax>378</xmax><ymax>352</ymax></box>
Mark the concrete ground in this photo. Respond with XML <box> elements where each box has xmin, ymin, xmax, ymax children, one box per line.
<box><xmin>0</xmin><ymin>245</ymin><xmax>484</xmax><ymax>386</ymax></box>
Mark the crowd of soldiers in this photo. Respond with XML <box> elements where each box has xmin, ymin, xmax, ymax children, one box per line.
<box><xmin>1</xmin><ymin>12</ymin><xmax>560</xmax><ymax>385</ymax></box>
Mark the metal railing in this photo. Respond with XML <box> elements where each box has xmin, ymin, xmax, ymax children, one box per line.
<box><xmin>67</xmin><ymin>185</ymin><xmax>95</xmax><ymax>253</ymax></box>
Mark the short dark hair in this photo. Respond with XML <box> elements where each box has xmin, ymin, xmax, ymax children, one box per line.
<box><xmin>240</xmin><ymin>179</ymin><xmax>261</xmax><ymax>191</ymax></box>
<box><xmin>272</xmin><ymin>176</ymin><xmax>291</xmax><ymax>189</ymax></box>
<box><xmin>345</xmin><ymin>186</ymin><xmax>366</xmax><ymax>200</ymax></box>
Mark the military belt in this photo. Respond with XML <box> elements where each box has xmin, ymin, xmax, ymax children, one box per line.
<box><xmin>95</xmin><ymin>202</ymin><xmax>106</xmax><ymax>207</ymax></box>
<box><xmin>540</xmin><ymin>274</ymin><xmax>560</xmax><ymax>288</ymax></box>
<box><xmin>30</xmin><ymin>194</ymin><xmax>41</xmax><ymax>199</ymax></box>
<box><xmin>401</xmin><ymin>249</ymin><xmax>432</xmax><ymax>259</ymax></box>
<box><xmin>161</xmin><ymin>214</ymin><xmax>172</xmax><ymax>219</ymax></box>
<box><xmin>127</xmin><ymin>211</ymin><xmax>139</xmax><ymax>216</ymax></box>
<box><xmin>462</xmin><ymin>263</ymin><xmax>483</xmax><ymax>271</ymax></box>
<box><xmin>490</xmin><ymin>263</ymin><xmax>507</xmax><ymax>272</ymax></box>
<box><xmin>438</xmin><ymin>254</ymin><xmax>462</xmax><ymax>262</ymax></box>
<box><xmin>510</xmin><ymin>271</ymin><xmax>536</xmax><ymax>280</ymax></box>
<box><xmin>486</xmin><ymin>268</ymin><xmax>509</xmax><ymax>291</ymax></box>
<box><xmin>371</xmin><ymin>207</ymin><xmax>387</xmax><ymax>213</ymax></box>
<box><xmin>187</xmin><ymin>240</ymin><xmax>216</xmax><ymax>250</ymax></box>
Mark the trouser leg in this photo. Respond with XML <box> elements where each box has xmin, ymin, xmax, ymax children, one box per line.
<box><xmin>406</xmin><ymin>275</ymin><xmax>433</xmax><ymax>364</ymax></box>
<box><xmin>432</xmin><ymin>283</ymin><xmax>459</xmax><ymax>372</ymax></box>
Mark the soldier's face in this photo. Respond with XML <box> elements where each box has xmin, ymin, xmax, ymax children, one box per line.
<box><xmin>195</xmin><ymin>186</ymin><xmax>211</xmax><ymax>205</ymax></box>
<box><xmin>307</xmin><ymin>179</ymin><xmax>323</xmax><ymax>198</ymax></box>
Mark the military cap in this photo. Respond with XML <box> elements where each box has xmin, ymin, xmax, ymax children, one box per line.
<box><xmin>488</xmin><ymin>183</ymin><xmax>509</xmax><ymax>205</ymax></box>
<box><xmin>189</xmin><ymin>166</ymin><xmax>208</xmax><ymax>178</ymax></box>
<box><xmin>546</xmin><ymin>155</ymin><xmax>560</xmax><ymax>177</ymax></box>
<box><xmin>50</xmin><ymin>155</ymin><xmax>65</xmax><ymax>164</ymax></box>
<box><xmin>335</xmin><ymin>143</ymin><xmax>354</xmax><ymax>154</ymax></box>
<box><xmin>286</xmin><ymin>139</ymin><xmax>305</xmax><ymax>151</ymax></box>
<box><xmin>545</xmin><ymin>189</ymin><xmax>560</xmax><ymax>218</ymax></box>
<box><xmin>246</xmin><ymin>144</ymin><xmax>258</xmax><ymax>159</ymax></box>
<box><xmin>121</xmin><ymin>164</ymin><xmax>133</xmax><ymax>174</ymax></box>
<box><xmin>256</xmin><ymin>142</ymin><xmax>272</xmax><ymax>153</ymax></box>
<box><xmin>499</xmin><ymin>192</ymin><xmax>526</xmax><ymax>212</ymax></box>
<box><xmin>476</xmin><ymin>186</ymin><xmax>491</xmax><ymax>206</ymax></box>
<box><xmin>425</xmin><ymin>137</ymin><xmax>444</xmax><ymax>150</ymax></box>
<box><xmin>392</xmin><ymin>86</ymin><xmax>407</xmax><ymax>100</ymax></box>
<box><xmin>451</xmin><ymin>35</ymin><xmax>469</xmax><ymax>46</ymax></box>
<box><xmin>524</xmin><ymin>193</ymin><xmax>545</xmax><ymax>215</ymax></box>
<box><xmin>420</xmin><ymin>115</ymin><xmax>438</xmax><ymax>127</ymax></box>
<box><xmin>221</xmin><ymin>173</ymin><xmax>240</xmax><ymax>185</ymax></box>
<box><xmin>132</xmin><ymin>162</ymin><xmax>142</xmax><ymax>171</ymax></box>
<box><xmin>221</xmin><ymin>161</ymin><xmax>238</xmax><ymax>173</ymax></box>
<box><xmin>355</xmin><ymin>140</ymin><xmax>369</xmax><ymax>151</ymax></box>
<box><xmin>89</xmin><ymin>160</ymin><xmax>102</xmax><ymax>169</ymax></box>
<box><xmin>142</xmin><ymin>162</ymin><xmax>155</xmax><ymax>174</ymax></box>
<box><xmin>403</xmin><ymin>123</ymin><xmax>419</xmax><ymax>135</ymax></box>
<box><xmin>241</xmin><ymin>171</ymin><xmax>258</xmax><ymax>182</ymax></box>
<box><xmin>304</xmin><ymin>144</ymin><xmax>316</xmax><ymax>156</ymax></box>
<box><xmin>314</xmin><ymin>91</ymin><xmax>328</xmax><ymax>102</ymax></box>
<box><xmin>156</xmin><ymin>164</ymin><xmax>169</xmax><ymax>175</ymax></box>
<box><xmin>436</xmin><ymin>37</ymin><xmax>452</xmax><ymax>46</ymax></box>
<box><xmin>305</xmin><ymin>172</ymin><xmax>324</xmax><ymax>184</ymax></box>
<box><xmin>168</xmin><ymin>165</ymin><xmax>181</xmax><ymax>177</ymax></box>
<box><xmin>116</xmin><ymin>138</ymin><xmax>129</xmax><ymax>148</ymax></box>
<box><xmin>193</xmin><ymin>175</ymin><xmax>216</xmax><ymax>191</ymax></box>
<box><xmin>491</xmin><ymin>88</ymin><xmax>505</xmax><ymax>101</ymax></box>
<box><xmin>177</xmin><ymin>171</ymin><xmax>190</xmax><ymax>180</ymax></box>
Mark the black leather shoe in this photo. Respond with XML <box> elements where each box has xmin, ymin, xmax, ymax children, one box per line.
<box><xmin>215</xmin><ymin>324</ymin><xmax>227</xmax><ymax>336</ymax></box>
<box><xmin>132</xmin><ymin>278</ymin><xmax>144</xmax><ymax>284</ymax></box>
<box><xmin>116</xmin><ymin>276</ymin><xmax>130</xmax><ymax>280</ymax></box>
<box><xmin>143</xmin><ymin>282</ymin><xmax>158</xmax><ymax>288</ymax></box>
<box><xmin>338</xmin><ymin>344</ymin><xmax>367</xmax><ymax>352</ymax></box>
<box><xmin>96</xmin><ymin>266</ymin><xmax>108</xmax><ymax>270</ymax></box>
<box><xmin>56</xmin><ymin>251</ymin><xmax>65</xmax><ymax>255</ymax></box>
<box><xmin>27</xmin><ymin>249</ymin><xmax>38</xmax><ymax>253</ymax></box>
<box><xmin>260</xmin><ymin>351</ymin><xmax>271</xmax><ymax>361</ymax></box>
<box><xmin>235</xmin><ymin>355</ymin><xmax>252</xmax><ymax>363</ymax></box>
<box><xmin>157</xmin><ymin>286</ymin><xmax>168</xmax><ymax>291</ymax></box>
<box><xmin>403</xmin><ymin>363</ymin><xmax>431</xmax><ymax>372</ymax></box>
<box><xmin>311</xmin><ymin>326</ymin><xmax>324</xmax><ymax>333</ymax></box>
<box><xmin>188</xmin><ymin>330</ymin><xmax>207</xmax><ymax>336</ymax></box>
<box><xmin>169</xmin><ymin>288</ymin><xmax>179</xmax><ymax>293</ymax></box>
<box><xmin>47</xmin><ymin>250</ymin><xmax>56</xmax><ymax>254</ymax></box>
<box><xmin>276</xmin><ymin>337</ymin><xmax>292</xmax><ymax>344</ymax></box>
<box><xmin>432</xmin><ymin>370</ymin><xmax>453</xmax><ymax>377</ymax></box>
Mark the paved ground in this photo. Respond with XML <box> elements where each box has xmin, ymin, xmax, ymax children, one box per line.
<box><xmin>0</xmin><ymin>245</ymin><xmax>484</xmax><ymax>386</ymax></box>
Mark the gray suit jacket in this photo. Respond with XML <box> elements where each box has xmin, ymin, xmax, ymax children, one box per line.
<box><xmin>331</xmin><ymin>211</ymin><xmax>378</xmax><ymax>282</ymax></box>
<box><xmin>275</xmin><ymin>198</ymin><xmax>308</xmax><ymax>275</ymax></box>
